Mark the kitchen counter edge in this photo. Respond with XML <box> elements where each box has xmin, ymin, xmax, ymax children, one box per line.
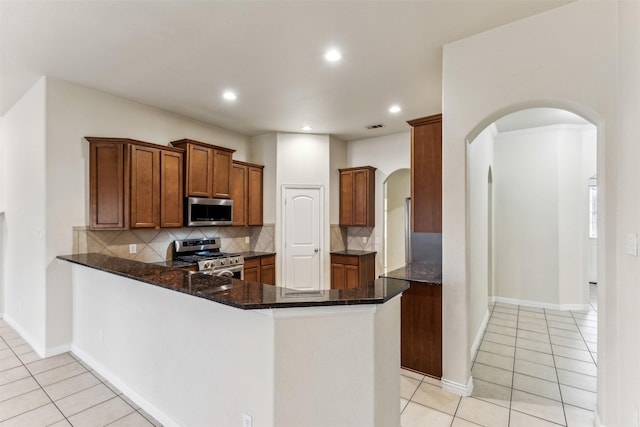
<box><xmin>379</xmin><ymin>262</ymin><xmax>442</xmax><ymax>285</ymax></box>
<box><xmin>57</xmin><ymin>253</ymin><xmax>409</xmax><ymax>310</ymax></box>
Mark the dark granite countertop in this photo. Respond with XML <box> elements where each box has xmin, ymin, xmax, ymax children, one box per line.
<box><xmin>239</xmin><ymin>251</ymin><xmax>276</xmax><ymax>259</ymax></box>
<box><xmin>379</xmin><ymin>262</ymin><xmax>442</xmax><ymax>285</ymax></box>
<box><xmin>330</xmin><ymin>250</ymin><xmax>377</xmax><ymax>256</ymax></box>
<box><xmin>58</xmin><ymin>253</ymin><xmax>408</xmax><ymax>310</ymax></box>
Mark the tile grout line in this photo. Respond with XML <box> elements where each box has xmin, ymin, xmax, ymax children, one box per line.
<box><xmin>569</xmin><ymin>310</ymin><xmax>598</xmax><ymax>366</ymax></box>
<box><xmin>543</xmin><ymin>307</ymin><xmax>569</xmax><ymax>427</ymax></box>
<box><xmin>0</xmin><ymin>335</ymin><xmax>72</xmax><ymax>425</ymax></box>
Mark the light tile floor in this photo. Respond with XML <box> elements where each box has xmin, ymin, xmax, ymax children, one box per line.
<box><xmin>1</xmin><ymin>285</ymin><xmax>598</xmax><ymax>426</ymax></box>
<box><xmin>0</xmin><ymin>320</ymin><xmax>161</xmax><ymax>426</ymax></box>
<box><xmin>401</xmin><ymin>284</ymin><xmax>598</xmax><ymax>426</ymax></box>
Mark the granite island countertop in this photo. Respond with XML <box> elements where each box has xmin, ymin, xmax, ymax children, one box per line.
<box><xmin>58</xmin><ymin>253</ymin><xmax>408</xmax><ymax>310</ymax></box>
<box><xmin>330</xmin><ymin>250</ymin><xmax>376</xmax><ymax>256</ymax></box>
<box><xmin>380</xmin><ymin>262</ymin><xmax>442</xmax><ymax>285</ymax></box>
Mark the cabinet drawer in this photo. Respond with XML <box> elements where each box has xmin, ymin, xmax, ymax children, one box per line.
<box><xmin>330</xmin><ymin>255</ymin><xmax>359</xmax><ymax>266</ymax></box>
<box><xmin>244</xmin><ymin>258</ymin><xmax>260</xmax><ymax>269</ymax></box>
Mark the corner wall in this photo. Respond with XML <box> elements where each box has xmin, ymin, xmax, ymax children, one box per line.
<box><xmin>1</xmin><ymin>77</ymin><xmax>47</xmax><ymax>350</ymax></box>
<box><xmin>442</xmin><ymin>2</ymin><xmax>618</xmax><ymax>416</ymax></box>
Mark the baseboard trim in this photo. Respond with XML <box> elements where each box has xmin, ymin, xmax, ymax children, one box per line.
<box><xmin>2</xmin><ymin>313</ymin><xmax>47</xmax><ymax>358</ymax></box>
<box><xmin>471</xmin><ymin>309</ymin><xmax>490</xmax><ymax>359</ymax></box>
<box><xmin>45</xmin><ymin>344</ymin><xmax>72</xmax><ymax>358</ymax></box>
<box><xmin>493</xmin><ymin>296</ymin><xmax>590</xmax><ymax>311</ymax></box>
<box><xmin>595</xmin><ymin>411</ymin><xmax>605</xmax><ymax>427</ymax></box>
<box><xmin>71</xmin><ymin>345</ymin><xmax>178</xmax><ymax>427</ymax></box>
<box><xmin>441</xmin><ymin>376</ymin><xmax>473</xmax><ymax>396</ymax></box>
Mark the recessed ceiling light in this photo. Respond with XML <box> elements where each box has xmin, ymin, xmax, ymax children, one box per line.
<box><xmin>325</xmin><ymin>49</ymin><xmax>342</xmax><ymax>62</ymax></box>
<box><xmin>222</xmin><ymin>91</ymin><xmax>237</xmax><ymax>101</ymax></box>
<box><xmin>301</xmin><ymin>125</ymin><xmax>313</xmax><ymax>131</ymax></box>
<box><xmin>389</xmin><ymin>105</ymin><xmax>402</xmax><ymax>113</ymax></box>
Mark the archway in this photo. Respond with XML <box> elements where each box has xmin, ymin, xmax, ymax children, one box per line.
<box><xmin>382</xmin><ymin>168</ymin><xmax>410</xmax><ymax>273</ymax></box>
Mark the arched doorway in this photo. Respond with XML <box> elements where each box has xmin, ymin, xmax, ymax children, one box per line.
<box><xmin>383</xmin><ymin>168</ymin><xmax>410</xmax><ymax>273</ymax></box>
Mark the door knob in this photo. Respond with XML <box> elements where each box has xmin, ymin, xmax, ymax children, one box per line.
<box><xmin>314</xmin><ymin>248</ymin><xmax>319</xmax><ymax>253</ymax></box>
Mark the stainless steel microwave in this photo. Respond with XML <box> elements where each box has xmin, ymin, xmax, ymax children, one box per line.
<box><xmin>185</xmin><ymin>197</ymin><xmax>233</xmax><ymax>226</ymax></box>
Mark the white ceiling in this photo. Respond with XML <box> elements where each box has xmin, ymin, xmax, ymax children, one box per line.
<box><xmin>0</xmin><ymin>1</ymin><xmax>572</xmax><ymax>141</ymax></box>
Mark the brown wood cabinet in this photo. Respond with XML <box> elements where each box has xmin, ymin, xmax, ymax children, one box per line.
<box><xmin>408</xmin><ymin>114</ymin><xmax>442</xmax><ymax>233</ymax></box>
<box><xmin>231</xmin><ymin>161</ymin><xmax>264</xmax><ymax>226</ymax></box>
<box><xmin>339</xmin><ymin>166</ymin><xmax>376</xmax><ymax>227</ymax></box>
<box><xmin>88</xmin><ymin>137</ymin><xmax>184</xmax><ymax>230</ymax></box>
<box><xmin>243</xmin><ymin>255</ymin><xmax>276</xmax><ymax>285</ymax></box>
<box><xmin>330</xmin><ymin>252</ymin><xmax>375</xmax><ymax>289</ymax></box>
<box><xmin>170</xmin><ymin>139</ymin><xmax>235</xmax><ymax>199</ymax></box>
<box><xmin>401</xmin><ymin>282</ymin><xmax>442</xmax><ymax>378</ymax></box>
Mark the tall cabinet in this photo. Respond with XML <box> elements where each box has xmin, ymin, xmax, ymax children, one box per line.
<box><xmin>231</xmin><ymin>160</ymin><xmax>264</xmax><ymax>226</ymax></box>
<box><xmin>408</xmin><ymin>114</ymin><xmax>442</xmax><ymax>233</ymax></box>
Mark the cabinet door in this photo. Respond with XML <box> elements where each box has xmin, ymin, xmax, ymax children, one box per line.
<box><xmin>90</xmin><ymin>142</ymin><xmax>126</xmax><ymax>229</ymax></box>
<box><xmin>339</xmin><ymin>170</ymin><xmax>354</xmax><ymax>226</ymax></box>
<box><xmin>352</xmin><ymin>169</ymin><xmax>369</xmax><ymax>226</ymax></box>
<box><xmin>410</xmin><ymin>116</ymin><xmax>442</xmax><ymax>233</ymax></box>
<box><xmin>345</xmin><ymin>265</ymin><xmax>360</xmax><ymax>289</ymax></box>
<box><xmin>401</xmin><ymin>283</ymin><xmax>442</xmax><ymax>377</ymax></box>
<box><xmin>231</xmin><ymin>163</ymin><xmax>248</xmax><ymax>226</ymax></box>
<box><xmin>243</xmin><ymin>258</ymin><xmax>260</xmax><ymax>282</ymax></box>
<box><xmin>130</xmin><ymin>144</ymin><xmax>160</xmax><ymax>228</ymax></box>
<box><xmin>260</xmin><ymin>255</ymin><xmax>275</xmax><ymax>285</ymax></box>
<box><xmin>160</xmin><ymin>150</ymin><xmax>183</xmax><ymax>228</ymax></box>
<box><xmin>213</xmin><ymin>149</ymin><xmax>233</xmax><ymax>198</ymax></box>
<box><xmin>247</xmin><ymin>166</ymin><xmax>263</xmax><ymax>226</ymax></box>
<box><xmin>331</xmin><ymin>263</ymin><xmax>346</xmax><ymax>289</ymax></box>
<box><xmin>187</xmin><ymin>144</ymin><xmax>213</xmax><ymax>197</ymax></box>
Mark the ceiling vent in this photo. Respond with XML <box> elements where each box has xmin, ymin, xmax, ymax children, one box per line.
<box><xmin>365</xmin><ymin>123</ymin><xmax>386</xmax><ymax>130</ymax></box>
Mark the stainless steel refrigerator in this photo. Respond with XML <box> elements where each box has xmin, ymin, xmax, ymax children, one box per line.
<box><xmin>405</xmin><ymin>197</ymin><xmax>442</xmax><ymax>264</ymax></box>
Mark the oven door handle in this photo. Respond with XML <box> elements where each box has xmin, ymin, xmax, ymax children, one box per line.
<box><xmin>216</xmin><ymin>269</ymin><xmax>235</xmax><ymax>278</ymax></box>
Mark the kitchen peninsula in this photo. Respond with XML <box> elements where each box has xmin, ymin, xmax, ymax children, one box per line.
<box><xmin>58</xmin><ymin>254</ymin><xmax>408</xmax><ymax>427</ymax></box>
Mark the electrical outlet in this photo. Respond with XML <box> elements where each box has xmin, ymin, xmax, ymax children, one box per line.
<box><xmin>626</xmin><ymin>234</ymin><xmax>638</xmax><ymax>256</ymax></box>
<box><xmin>245</xmin><ymin>236</ymin><xmax>250</xmax><ymax>244</ymax></box>
<box><xmin>129</xmin><ymin>244</ymin><xmax>137</xmax><ymax>254</ymax></box>
<box><xmin>242</xmin><ymin>413</ymin><xmax>252</xmax><ymax>427</ymax></box>
<box><xmin>362</xmin><ymin>237</ymin><xmax>367</xmax><ymax>243</ymax></box>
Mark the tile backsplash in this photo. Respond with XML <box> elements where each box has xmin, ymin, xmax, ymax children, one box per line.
<box><xmin>73</xmin><ymin>224</ymin><xmax>276</xmax><ymax>263</ymax></box>
<box><xmin>330</xmin><ymin>224</ymin><xmax>375</xmax><ymax>252</ymax></box>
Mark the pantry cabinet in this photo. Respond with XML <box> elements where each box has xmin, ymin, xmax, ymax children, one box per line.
<box><xmin>170</xmin><ymin>139</ymin><xmax>235</xmax><ymax>199</ymax></box>
<box><xmin>87</xmin><ymin>137</ymin><xmax>184</xmax><ymax>230</ymax></box>
<box><xmin>408</xmin><ymin>114</ymin><xmax>442</xmax><ymax>233</ymax></box>
<box><xmin>231</xmin><ymin>161</ymin><xmax>264</xmax><ymax>226</ymax></box>
<box><xmin>339</xmin><ymin>166</ymin><xmax>376</xmax><ymax>227</ymax></box>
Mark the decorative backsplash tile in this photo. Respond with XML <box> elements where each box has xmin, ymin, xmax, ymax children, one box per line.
<box><xmin>72</xmin><ymin>225</ymin><xmax>273</xmax><ymax>262</ymax></box>
<box><xmin>330</xmin><ymin>224</ymin><xmax>347</xmax><ymax>251</ymax></box>
<box><xmin>346</xmin><ymin>227</ymin><xmax>375</xmax><ymax>251</ymax></box>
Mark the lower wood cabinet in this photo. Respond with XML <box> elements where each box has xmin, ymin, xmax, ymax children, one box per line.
<box><xmin>401</xmin><ymin>283</ymin><xmax>442</xmax><ymax>378</ymax></box>
<box><xmin>243</xmin><ymin>255</ymin><xmax>275</xmax><ymax>285</ymax></box>
<box><xmin>330</xmin><ymin>252</ymin><xmax>375</xmax><ymax>289</ymax></box>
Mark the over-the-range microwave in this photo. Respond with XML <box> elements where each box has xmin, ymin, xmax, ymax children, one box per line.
<box><xmin>185</xmin><ymin>197</ymin><xmax>233</xmax><ymax>226</ymax></box>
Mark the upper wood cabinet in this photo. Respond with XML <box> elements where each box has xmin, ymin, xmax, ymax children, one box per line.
<box><xmin>231</xmin><ymin>160</ymin><xmax>264</xmax><ymax>226</ymax></box>
<box><xmin>408</xmin><ymin>114</ymin><xmax>442</xmax><ymax>233</ymax></box>
<box><xmin>170</xmin><ymin>139</ymin><xmax>235</xmax><ymax>199</ymax></box>
<box><xmin>87</xmin><ymin>137</ymin><xmax>184</xmax><ymax>230</ymax></box>
<box><xmin>339</xmin><ymin>166</ymin><xmax>376</xmax><ymax>227</ymax></box>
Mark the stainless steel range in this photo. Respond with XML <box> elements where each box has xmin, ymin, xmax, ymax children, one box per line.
<box><xmin>174</xmin><ymin>238</ymin><xmax>244</xmax><ymax>278</ymax></box>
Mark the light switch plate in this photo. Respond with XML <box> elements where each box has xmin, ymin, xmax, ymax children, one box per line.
<box><xmin>626</xmin><ymin>233</ymin><xmax>638</xmax><ymax>256</ymax></box>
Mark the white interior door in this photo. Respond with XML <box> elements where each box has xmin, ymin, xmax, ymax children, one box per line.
<box><xmin>282</xmin><ymin>186</ymin><xmax>323</xmax><ymax>291</ymax></box>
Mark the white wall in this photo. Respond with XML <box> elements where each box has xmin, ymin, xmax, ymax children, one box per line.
<box><xmin>468</xmin><ymin>125</ymin><xmax>494</xmax><ymax>353</ymax></box>
<box><xmin>442</xmin><ymin>0</ymin><xmax>619</xmax><ymax>420</ymax></box>
<box><xmin>1</xmin><ymin>77</ymin><xmax>47</xmax><ymax>350</ymax></box>
<box><xmin>492</xmin><ymin>125</ymin><xmax>595</xmax><ymax>307</ymax></box>
<box><xmin>275</xmin><ymin>133</ymin><xmax>331</xmax><ymax>287</ymax></box>
<box><xmin>616</xmin><ymin>1</ymin><xmax>640</xmax><ymax>423</ymax></box>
